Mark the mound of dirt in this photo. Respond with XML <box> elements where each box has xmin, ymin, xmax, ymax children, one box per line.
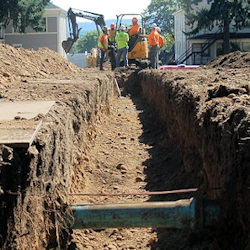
<box><xmin>0</xmin><ymin>44</ymin><xmax>82</xmax><ymax>85</ymax></box>
<box><xmin>207</xmin><ymin>51</ymin><xmax>250</xmax><ymax>69</ymax></box>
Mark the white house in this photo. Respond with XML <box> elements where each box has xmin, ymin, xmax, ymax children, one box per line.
<box><xmin>3</xmin><ymin>3</ymin><xmax>67</xmax><ymax>58</ymax></box>
<box><xmin>174</xmin><ymin>1</ymin><xmax>250</xmax><ymax>65</ymax></box>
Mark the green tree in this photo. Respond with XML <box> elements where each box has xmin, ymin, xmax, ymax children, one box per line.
<box><xmin>0</xmin><ymin>0</ymin><xmax>50</xmax><ymax>32</ymax></box>
<box><xmin>143</xmin><ymin>0</ymin><xmax>180</xmax><ymax>34</ymax></box>
<box><xmin>72</xmin><ymin>30</ymin><xmax>99</xmax><ymax>53</ymax></box>
<box><xmin>180</xmin><ymin>0</ymin><xmax>250</xmax><ymax>54</ymax></box>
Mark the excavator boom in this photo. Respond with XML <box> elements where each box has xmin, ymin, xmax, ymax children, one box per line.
<box><xmin>62</xmin><ymin>8</ymin><xmax>106</xmax><ymax>53</ymax></box>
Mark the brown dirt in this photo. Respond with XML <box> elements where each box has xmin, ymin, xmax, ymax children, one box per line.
<box><xmin>206</xmin><ymin>50</ymin><xmax>250</xmax><ymax>69</ymax></box>
<box><xmin>0</xmin><ymin>45</ymin><xmax>249</xmax><ymax>250</ymax></box>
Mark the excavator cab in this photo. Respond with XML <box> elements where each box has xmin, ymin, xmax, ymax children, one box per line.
<box><xmin>62</xmin><ymin>8</ymin><xmax>106</xmax><ymax>54</ymax></box>
<box><xmin>116</xmin><ymin>14</ymin><xmax>148</xmax><ymax>66</ymax></box>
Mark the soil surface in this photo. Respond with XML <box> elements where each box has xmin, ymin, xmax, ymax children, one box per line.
<box><xmin>70</xmin><ymin>94</ymin><xmax>195</xmax><ymax>250</ymax></box>
<box><xmin>0</xmin><ymin>45</ymin><xmax>249</xmax><ymax>249</ymax></box>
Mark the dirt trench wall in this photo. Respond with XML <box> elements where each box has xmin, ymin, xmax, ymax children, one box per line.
<box><xmin>130</xmin><ymin>69</ymin><xmax>249</xmax><ymax>249</ymax></box>
<box><xmin>0</xmin><ymin>74</ymin><xmax>115</xmax><ymax>249</ymax></box>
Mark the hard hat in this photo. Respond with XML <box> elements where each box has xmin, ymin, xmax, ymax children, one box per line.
<box><xmin>110</xmin><ymin>23</ymin><xmax>115</xmax><ymax>29</ymax></box>
<box><xmin>151</xmin><ymin>23</ymin><xmax>157</xmax><ymax>29</ymax></box>
<box><xmin>103</xmin><ymin>26</ymin><xmax>108</xmax><ymax>30</ymax></box>
<box><xmin>132</xmin><ymin>17</ymin><xmax>138</xmax><ymax>23</ymax></box>
<box><xmin>156</xmin><ymin>27</ymin><xmax>161</xmax><ymax>32</ymax></box>
<box><xmin>120</xmin><ymin>25</ymin><xmax>126</xmax><ymax>31</ymax></box>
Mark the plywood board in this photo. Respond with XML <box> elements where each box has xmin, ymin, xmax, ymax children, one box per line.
<box><xmin>0</xmin><ymin>101</ymin><xmax>55</xmax><ymax>121</ymax></box>
<box><xmin>0</xmin><ymin>101</ymin><xmax>55</xmax><ymax>148</ymax></box>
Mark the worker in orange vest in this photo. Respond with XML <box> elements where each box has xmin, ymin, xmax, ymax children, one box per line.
<box><xmin>148</xmin><ymin>23</ymin><xmax>160</xmax><ymax>69</ymax></box>
<box><xmin>98</xmin><ymin>26</ymin><xmax>108</xmax><ymax>70</ymax></box>
<box><xmin>128</xmin><ymin>17</ymin><xmax>141</xmax><ymax>36</ymax></box>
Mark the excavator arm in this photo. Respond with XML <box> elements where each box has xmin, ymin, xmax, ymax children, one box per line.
<box><xmin>62</xmin><ymin>8</ymin><xmax>106</xmax><ymax>53</ymax></box>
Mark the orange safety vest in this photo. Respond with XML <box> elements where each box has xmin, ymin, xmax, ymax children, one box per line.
<box><xmin>148</xmin><ymin>29</ymin><xmax>159</xmax><ymax>47</ymax></box>
<box><xmin>159</xmin><ymin>35</ymin><xmax>164</xmax><ymax>48</ymax></box>
<box><xmin>129</xmin><ymin>24</ymin><xmax>140</xmax><ymax>36</ymax></box>
<box><xmin>98</xmin><ymin>33</ymin><xmax>108</xmax><ymax>50</ymax></box>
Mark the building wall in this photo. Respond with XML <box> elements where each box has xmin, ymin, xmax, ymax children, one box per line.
<box><xmin>4</xmin><ymin>33</ymin><xmax>57</xmax><ymax>51</ymax></box>
<box><xmin>3</xmin><ymin>8</ymin><xmax>67</xmax><ymax>57</ymax></box>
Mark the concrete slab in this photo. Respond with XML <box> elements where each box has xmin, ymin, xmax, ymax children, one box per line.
<box><xmin>0</xmin><ymin>101</ymin><xmax>55</xmax><ymax>148</ymax></box>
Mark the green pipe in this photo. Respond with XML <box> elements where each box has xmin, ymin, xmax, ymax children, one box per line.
<box><xmin>70</xmin><ymin>198</ymin><xmax>198</xmax><ymax>229</ymax></box>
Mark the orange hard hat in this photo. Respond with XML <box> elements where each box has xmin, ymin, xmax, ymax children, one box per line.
<box><xmin>132</xmin><ymin>17</ymin><xmax>138</xmax><ymax>23</ymax></box>
<box><xmin>110</xmin><ymin>23</ymin><xmax>115</xmax><ymax>29</ymax></box>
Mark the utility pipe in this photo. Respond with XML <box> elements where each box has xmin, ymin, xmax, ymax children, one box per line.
<box><xmin>70</xmin><ymin>198</ymin><xmax>220</xmax><ymax>230</ymax></box>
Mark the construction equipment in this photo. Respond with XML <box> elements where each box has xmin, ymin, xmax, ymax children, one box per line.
<box><xmin>62</xmin><ymin>8</ymin><xmax>106</xmax><ymax>54</ymax></box>
<box><xmin>116</xmin><ymin>14</ymin><xmax>149</xmax><ymax>68</ymax></box>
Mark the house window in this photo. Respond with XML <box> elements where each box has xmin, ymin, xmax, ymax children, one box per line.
<box><xmin>242</xmin><ymin>42</ymin><xmax>250</xmax><ymax>52</ymax></box>
<box><xmin>41</xmin><ymin>17</ymin><xmax>47</xmax><ymax>32</ymax></box>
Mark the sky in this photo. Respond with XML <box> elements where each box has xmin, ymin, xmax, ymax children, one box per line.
<box><xmin>51</xmin><ymin>0</ymin><xmax>151</xmax><ymax>19</ymax></box>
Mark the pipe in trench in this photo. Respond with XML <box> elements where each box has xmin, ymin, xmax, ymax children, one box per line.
<box><xmin>70</xmin><ymin>198</ymin><xmax>220</xmax><ymax>230</ymax></box>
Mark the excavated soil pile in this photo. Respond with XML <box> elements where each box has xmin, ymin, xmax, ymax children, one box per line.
<box><xmin>207</xmin><ymin>50</ymin><xmax>250</xmax><ymax>69</ymax></box>
<box><xmin>0</xmin><ymin>45</ymin><xmax>115</xmax><ymax>249</ymax></box>
<box><xmin>122</xmin><ymin>60</ymin><xmax>249</xmax><ymax>249</ymax></box>
<box><xmin>0</xmin><ymin>44</ymin><xmax>82</xmax><ymax>86</ymax></box>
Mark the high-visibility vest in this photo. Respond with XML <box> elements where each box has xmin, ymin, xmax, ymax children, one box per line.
<box><xmin>129</xmin><ymin>24</ymin><xmax>140</xmax><ymax>36</ymax></box>
<box><xmin>98</xmin><ymin>33</ymin><xmax>108</xmax><ymax>50</ymax></box>
<box><xmin>148</xmin><ymin>29</ymin><xmax>159</xmax><ymax>47</ymax></box>
<box><xmin>115</xmin><ymin>31</ymin><xmax>129</xmax><ymax>50</ymax></box>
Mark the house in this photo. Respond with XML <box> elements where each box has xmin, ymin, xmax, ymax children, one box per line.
<box><xmin>3</xmin><ymin>3</ymin><xmax>67</xmax><ymax>57</ymax></box>
<box><xmin>174</xmin><ymin>1</ymin><xmax>250</xmax><ymax>65</ymax></box>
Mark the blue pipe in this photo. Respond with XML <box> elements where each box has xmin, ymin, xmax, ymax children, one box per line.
<box><xmin>70</xmin><ymin>198</ymin><xmax>199</xmax><ymax>229</ymax></box>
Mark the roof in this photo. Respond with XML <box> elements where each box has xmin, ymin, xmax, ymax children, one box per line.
<box><xmin>188</xmin><ymin>33</ymin><xmax>250</xmax><ymax>40</ymax></box>
<box><xmin>46</xmin><ymin>2</ymin><xmax>65</xmax><ymax>11</ymax></box>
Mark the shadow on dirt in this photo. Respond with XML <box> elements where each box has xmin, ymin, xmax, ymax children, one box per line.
<box><xmin>127</xmin><ymin>93</ymin><xmax>214</xmax><ymax>250</ymax></box>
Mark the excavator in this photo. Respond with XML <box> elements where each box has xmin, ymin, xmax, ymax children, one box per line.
<box><xmin>62</xmin><ymin>8</ymin><xmax>106</xmax><ymax>54</ymax></box>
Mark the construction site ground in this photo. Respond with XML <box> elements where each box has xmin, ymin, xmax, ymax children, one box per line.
<box><xmin>0</xmin><ymin>44</ymin><xmax>249</xmax><ymax>249</ymax></box>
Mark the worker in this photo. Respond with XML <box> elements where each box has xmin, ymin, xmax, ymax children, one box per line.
<box><xmin>157</xmin><ymin>27</ymin><xmax>164</xmax><ymax>49</ymax></box>
<box><xmin>115</xmin><ymin>25</ymin><xmax>129</xmax><ymax>68</ymax></box>
<box><xmin>108</xmin><ymin>23</ymin><xmax>116</xmax><ymax>45</ymax></box>
<box><xmin>98</xmin><ymin>26</ymin><xmax>108</xmax><ymax>70</ymax></box>
<box><xmin>128</xmin><ymin>17</ymin><xmax>140</xmax><ymax>36</ymax></box>
<box><xmin>148</xmin><ymin>23</ymin><xmax>160</xmax><ymax>69</ymax></box>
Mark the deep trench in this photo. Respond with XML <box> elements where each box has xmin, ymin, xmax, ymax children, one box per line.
<box><xmin>0</xmin><ymin>69</ymin><xmax>249</xmax><ymax>249</ymax></box>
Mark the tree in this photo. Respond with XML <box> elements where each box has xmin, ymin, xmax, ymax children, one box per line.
<box><xmin>72</xmin><ymin>30</ymin><xmax>99</xmax><ymax>53</ymax></box>
<box><xmin>0</xmin><ymin>0</ymin><xmax>50</xmax><ymax>32</ymax></box>
<box><xmin>180</xmin><ymin>0</ymin><xmax>250</xmax><ymax>54</ymax></box>
<box><xmin>143</xmin><ymin>0</ymin><xmax>180</xmax><ymax>34</ymax></box>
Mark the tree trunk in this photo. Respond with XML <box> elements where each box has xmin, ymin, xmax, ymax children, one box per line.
<box><xmin>223</xmin><ymin>11</ymin><xmax>230</xmax><ymax>54</ymax></box>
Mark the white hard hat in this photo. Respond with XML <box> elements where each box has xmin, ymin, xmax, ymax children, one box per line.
<box><xmin>151</xmin><ymin>23</ymin><xmax>157</xmax><ymax>29</ymax></box>
<box><xmin>120</xmin><ymin>25</ymin><xmax>126</xmax><ymax>30</ymax></box>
